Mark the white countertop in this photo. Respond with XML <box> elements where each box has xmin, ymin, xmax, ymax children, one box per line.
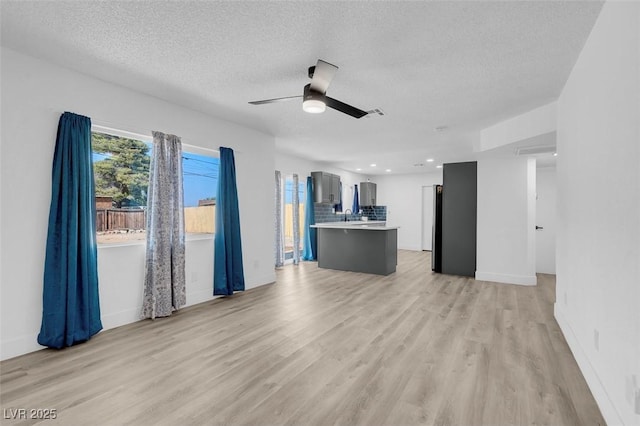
<box><xmin>311</xmin><ymin>221</ymin><xmax>399</xmax><ymax>231</ymax></box>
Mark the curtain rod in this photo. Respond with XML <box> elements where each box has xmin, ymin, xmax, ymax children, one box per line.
<box><xmin>90</xmin><ymin>120</ymin><xmax>228</xmax><ymax>155</ymax></box>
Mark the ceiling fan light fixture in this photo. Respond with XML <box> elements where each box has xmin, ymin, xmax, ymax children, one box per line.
<box><xmin>302</xmin><ymin>84</ymin><xmax>326</xmax><ymax>114</ymax></box>
<box><xmin>303</xmin><ymin>98</ymin><xmax>326</xmax><ymax>114</ymax></box>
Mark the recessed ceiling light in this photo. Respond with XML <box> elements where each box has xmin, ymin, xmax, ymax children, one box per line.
<box><xmin>370</xmin><ymin>163</ymin><xmax>377</xmax><ymax>167</ymax></box>
<box><xmin>553</xmin><ymin>152</ymin><xmax>558</xmax><ymax>157</ymax></box>
<box><xmin>385</xmin><ymin>169</ymin><xmax>391</xmax><ymax>172</ymax></box>
<box><xmin>426</xmin><ymin>158</ymin><xmax>434</xmax><ymax>162</ymax></box>
<box><xmin>356</xmin><ymin>168</ymin><xmax>362</xmax><ymax>171</ymax></box>
<box><xmin>436</xmin><ymin>165</ymin><xmax>443</xmax><ymax>169</ymax></box>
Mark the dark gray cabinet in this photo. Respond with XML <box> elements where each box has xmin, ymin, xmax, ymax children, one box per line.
<box><xmin>312</xmin><ymin>171</ymin><xmax>341</xmax><ymax>204</ymax></box>
<box><xmin>360</xmin><ymin>182</ymin><xmax>377</xmax><ymax>206</ymax></box>
<box><xmin>316</xmin><ymin>227</ymin><xmax>397</xmax><ymax>275</ymax></box>
<box><xmin>441</xmin><ymin>161</ymin><xmax>477</xmax><ymax>277</ymax></box>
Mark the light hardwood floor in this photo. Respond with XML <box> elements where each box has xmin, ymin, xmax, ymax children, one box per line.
<box><xmin>1</xmin><ymin>250</ymin><xmax>605</xmax><ymax>425</ymax></box>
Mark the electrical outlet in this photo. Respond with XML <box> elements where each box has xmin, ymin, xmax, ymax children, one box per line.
<box><xmin>253</xmin><ymin>259</ymin><xmax>259</xmax><ymax>270</ymax></box>
<box><xmin>593</xmin><ymin>329</ymin><xmax>599</xmax><ymax>352</ymax></box>
<box><xmin>191</xmin><ymin>272</ymin><xmax>199</xmax><ymax>283</ymax></box>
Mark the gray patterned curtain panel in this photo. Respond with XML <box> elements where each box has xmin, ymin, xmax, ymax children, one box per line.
<box><xmin>292</xmin><ymin>173</ymin><xmax>300</xmax><ymax>265</ymax></box>
<box><xmin>141</xmin><ymin>131</ymin><xmax>186</xmax><ymax>319</ymax></box>
<box><xmin>275</xmin><ymin>170</ymin><xmax>284</xmax><ymax>267</ymax></box>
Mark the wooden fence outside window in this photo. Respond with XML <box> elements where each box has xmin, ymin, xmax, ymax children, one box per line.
<box><xmin>96</xmin><ymin>206</ymin><xmax>215</xmax><ymax>234</ymax></box>
<box><xmin>96</xmin><ymin>209</ymin><xmax>146</xmax><ymax>232</ymax></box>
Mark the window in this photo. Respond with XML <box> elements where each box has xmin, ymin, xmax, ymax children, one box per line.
<box><xmin>91</xmin><ymin>130</ymin><xmax>218</xmax><ymax>244</ymax></box>
<box><xmin>182</xmin><ymin>149</ymin><xmax>219</xmax><ymax>236</ymax></box>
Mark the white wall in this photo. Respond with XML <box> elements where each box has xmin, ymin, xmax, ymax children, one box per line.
<box><xmin>478</xmin><ymin>101</ymin><xmax>557</xmax><ymax>152</ymax></box>
<box><xmin>275</xmin><ymin>152</ymin><xmax>319</xmax><ymax>181</ymax></box>
<box><xmin>375</xmin><ymin>172</ymin><xmax>443</xmax><ymax>251</ymax></box>
<box><xmin>555</xmin><ymin>2</ymin><xmax>640</xmax><ymax>425</ymax></box>
<box><xmin>536</xmin><ymin>168</ymin><xmax>557</xmax><ymax>274</ymax></box>
<box><xmin>476</xmin><ymin>157</ymin><xmax>537</xmax><ymax>286</ymax></box>
<box><xmin>96</xmin><ymin>238</ymin><xmax>216</xmax><ymax>331</ymax></box>
<box><xmin>0</xmin><ymin>48</ymin><xmax>276</xmax><ymax>360</ymax></box>
<box><xmin>421</xmin><ymin>185</ymin><xmax>434</xmax><ymax>251</ymax></box>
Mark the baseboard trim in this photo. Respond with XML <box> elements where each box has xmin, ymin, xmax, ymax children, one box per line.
<box><xmin>1</xmin><ymin>333</ymin><xmax>43</xmax><ymax>361</ymax></box>
<box><xmin>101</xmin><ymin>308</ymin><xmax>140</xmax><ymax>330</ymax></box>
<box><xmin>398</xmin><ymin>245</ymin><xmax>422</xmax><ymax>251</ymax></box>
<box><xmin>1</xmin><ymin>275</ymin><xmax>277</xmax><ymax>361</ymax></box>
<box><xmin>554</xmin><ymin>304</ymin><xmax>623</xmax><ymax>426</ymax></box>
<box><xmin>186</xmin><ymin>289</ymin><xmax>217</xmax><ymax>307</ymax></box>
<box><xmin>475</xmin><ymin>271</ymin><xmax>537</xmax><ymax>286</ymax></box>
<box><xmin>246</xmin><ymin>273</ymin><xmax>277</xmax><ymax>290</ymax></box>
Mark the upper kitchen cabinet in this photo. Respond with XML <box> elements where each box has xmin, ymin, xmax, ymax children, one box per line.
<box><xmin>360</xmin><ymin>182</ymin><xmax>377</xmax><ymax>206</ymax></box>
<box><xmin>312</xmin><ymin>171</ymin><xmax>341</xmax><ymax>204</ymax></box>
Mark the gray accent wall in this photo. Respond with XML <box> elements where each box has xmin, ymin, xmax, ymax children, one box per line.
<box><xmin>441</xmin><ymin>162</ymin><xmax>477</xmax><ymax>277</ymax></box>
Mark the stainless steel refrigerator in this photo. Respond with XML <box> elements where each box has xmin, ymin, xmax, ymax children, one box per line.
<box><xmin>432</xmin><ymin>184</ymin><xmax>443</xmax><ymax>272</ymax></box>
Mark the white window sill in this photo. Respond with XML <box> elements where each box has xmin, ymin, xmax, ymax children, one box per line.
<box><xmin>186</xmin><ymin>233</ymin><xmax>215</xmax><ymax>242</ymax></box>
<box><xmin>97</xmin><ymin>233</ymin><xmax>214</xmax><ymax>249</ymax></box>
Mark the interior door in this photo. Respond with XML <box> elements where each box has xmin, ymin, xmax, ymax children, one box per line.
<box><xmin>536</xmin><ymin>170</ymin><xmax>556</xmax><ymax>273</ymax></box>
<box><xmin>421</xmin><ymin>185</ymin><xmax>434</xmax><ymax>250</ymax></box>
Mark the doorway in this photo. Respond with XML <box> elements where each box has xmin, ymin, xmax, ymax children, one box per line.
<box><xmin>283</xmin><ymin>175</ymin><xmax>305</xmax><ymax>262</ymax></box>
<box><xmin>536</xmin><ymin>169</ymin><xmax>556</xmax><ymax>274</ymax></box>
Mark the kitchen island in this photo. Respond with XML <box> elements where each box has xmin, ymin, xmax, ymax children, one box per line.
<box><xmin>311</xmin><ymin>221</ymin><xmax>399</xmax><ymax>275</ymax></box>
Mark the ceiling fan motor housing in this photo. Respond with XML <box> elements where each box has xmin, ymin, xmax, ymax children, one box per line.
<box><xmin>303</xmin><ymin>83</ymin><xmax>324</xmax><ymax>100</ymax></box>
<box><xmin>302</xmin><ymin>84</ymin><xmax>326</xmax><ymax>113</ymax></box>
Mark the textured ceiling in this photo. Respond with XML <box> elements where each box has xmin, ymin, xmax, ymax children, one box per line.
<box><xmin>1</xmin><ymin>1</ymin><xmax>602</xmax><ymax>174</ymax></box>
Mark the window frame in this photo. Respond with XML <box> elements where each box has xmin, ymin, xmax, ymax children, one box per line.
<box><xmin>91</xmin><ymin>125</ymin><xmax>219</xmax><ymax>246</ymax></box>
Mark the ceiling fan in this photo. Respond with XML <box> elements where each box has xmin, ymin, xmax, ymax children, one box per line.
<box><xmin>249</xmin><ymin>59</ymin><xmax>369</xmax><ymax>119</ymax></box>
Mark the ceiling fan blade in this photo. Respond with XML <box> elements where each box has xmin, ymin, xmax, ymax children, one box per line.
<box><xmin>325</xmin><ymin>96</ymin><xmax>369</xmax><ymax>119</ymax></box>
<box><xmin>309</xmin><ymin>59</ymin><xmax>338</xmax><ymax>94</ymax></box>
<box><xmin>248</xmin><ymin>95</ymin><xmax>302</xmax><ymax>105</ymax></box>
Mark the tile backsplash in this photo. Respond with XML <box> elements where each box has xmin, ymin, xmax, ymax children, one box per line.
<box><xmin>361</xmin><ymin>206</ymin><xmax>387</xmax><ymax>221</ymax></box>
<box><xmin>313</xmin><ymin>204</ymin><xmax>386</xmax><ymax>223</ymax></box>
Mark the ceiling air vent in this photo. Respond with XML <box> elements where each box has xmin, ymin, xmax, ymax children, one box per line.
<box><xmin>515</xmin><ymin>145</ymin><xmax>556</xmax><ymax>156</ymax></box>
<box><xmin>364</xmin><ymin>108</ymin><xmax>385</xmax><ymax>118</ymax></box>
